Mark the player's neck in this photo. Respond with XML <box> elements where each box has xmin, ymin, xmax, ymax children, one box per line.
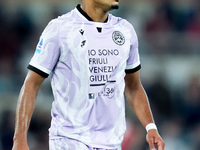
<box><xmin>81</xmin><ymin>3</ymin><xmax>109</xmax><ymax>23</ymax></box>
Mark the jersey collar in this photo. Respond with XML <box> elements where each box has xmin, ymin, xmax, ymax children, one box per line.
<box><xmin>76</xmin><ymin>4</ymin><xmax>108</xmax><ymax>23</ymax></box>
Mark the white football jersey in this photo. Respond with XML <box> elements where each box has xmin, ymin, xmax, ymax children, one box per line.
<box><xmin>28</xmin><ymin>4</ymin><xmax>141</xmax><ymax>149</ymax></box>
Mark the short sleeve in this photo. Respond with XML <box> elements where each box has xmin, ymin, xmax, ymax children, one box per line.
<box><xmin>125</xmin><ymin>24</ymin><xmax>141</xmax><ymax>74</ymax></box>
<box><xmin>28</xmin><ymin>20</ymin><xmax>60</xmax><ymax>78</ymax></box>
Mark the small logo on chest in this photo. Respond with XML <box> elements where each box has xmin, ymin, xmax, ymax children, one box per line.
<box><xmin>79</xmin><ymin>29</ymin><xmax>84</xmax><ymax>35</ymax></box>
<box><xmin>81</xmin><ymin>40</ymin><xmax>86</xmax><ymax>47</ymax></box>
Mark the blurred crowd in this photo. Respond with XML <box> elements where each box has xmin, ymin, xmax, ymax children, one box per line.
<box><xmin>0</xmin><ymin>0</ymin><xmax>200</xmax><ymax>150</ymax></box>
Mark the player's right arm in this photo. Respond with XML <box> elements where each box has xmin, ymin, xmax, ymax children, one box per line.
<box><xmin>12</xmin><ymin>70</ymin><xmax>45</xmax><ymax>150</ymax></box>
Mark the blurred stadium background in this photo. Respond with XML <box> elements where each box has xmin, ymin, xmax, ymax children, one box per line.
<box><xmin>0</xmin><ymin>0</ymin><xmax>200</xmax><ymax>149</ymax></box>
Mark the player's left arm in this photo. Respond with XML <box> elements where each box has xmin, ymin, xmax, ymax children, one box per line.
<box><xmin>124</xmin><ymin>71</ymin><xmax>165</xmax><ymax>150</ymax></box>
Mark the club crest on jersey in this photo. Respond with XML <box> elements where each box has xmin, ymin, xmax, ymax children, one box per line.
<box><xmin>112</xmin><ymin>31</ymin><xmax>125</xmax><ymax>46</ymax></box>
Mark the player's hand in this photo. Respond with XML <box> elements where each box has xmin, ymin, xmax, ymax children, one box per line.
<box><xmin>146</xmin><ymin>129</ymin><xmax>165</xmax><ymax>150</ymax></box>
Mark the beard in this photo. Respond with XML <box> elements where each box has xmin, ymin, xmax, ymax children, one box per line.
<box><xmin>111</xmin><ymin>4</ymin><xmax>119</xmax><ymax>10</ymax></box>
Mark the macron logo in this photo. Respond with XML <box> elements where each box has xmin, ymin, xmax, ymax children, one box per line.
<box><xmin>79</xmin><ymin>29</ymin><xmax>84</xmax><ymax>35</ymax></box>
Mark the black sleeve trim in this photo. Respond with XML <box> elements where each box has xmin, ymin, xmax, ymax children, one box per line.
<box><xmin>27</xmin><ymin>65</ymin><xmax>49</xmax><ymax>78</ymax></box>
<box><xmin>125</xmin><ymin>64</ymin><xmax>141</xmax><ymax>74</ymax></box>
